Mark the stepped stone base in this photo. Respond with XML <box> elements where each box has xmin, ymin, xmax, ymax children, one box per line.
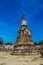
<box><xmin>12</xmin><ymin>44</ymin><xmax>40</xmax><ymax>55</ymax></box>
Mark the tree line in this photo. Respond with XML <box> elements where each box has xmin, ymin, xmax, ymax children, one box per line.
<box><xmin>0</xmin><ymin>37</ymin><xmax>13</xmax><ymax>45</ymax></box>
<box><xmin>0</xmin><ymin>37</ymin><xmax>43</xmax><ymax>45</ymax></box>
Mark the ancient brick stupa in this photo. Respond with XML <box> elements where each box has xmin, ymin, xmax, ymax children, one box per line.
<box><xmin>13</xmin><ymin>14</ymin><xmax>35</xmax><ymax>55</ymax></box>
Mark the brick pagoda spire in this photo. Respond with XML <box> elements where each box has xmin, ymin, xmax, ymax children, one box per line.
<box><xmin>13</xmin><ymin>14</ymin><xmax>34</xmax><ymax>55</ymax></box>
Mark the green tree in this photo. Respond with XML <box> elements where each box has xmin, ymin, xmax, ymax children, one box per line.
<box><xmin>0</xmin><ymin>37</ymin><xmax>4</xmax><ymax>45</ymax></box>
<box><xmin>6</xmin><ymin>42</ymin><xmax>13</xmax><ymax>45</ymax></box>
<box><xmin>39</xmin><ymin>40</ymin><xmax>43</xmax><ymax>46</ymax></box>
<box><xmin>34</xmin><ymin>42</ymin><xmax>37</xmax><ymax>45</ymax></box>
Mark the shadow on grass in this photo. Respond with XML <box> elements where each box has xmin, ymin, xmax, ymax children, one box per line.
<box><xmin>32</xmin><ymin>57</ymin><xmax>38</xmax><ymax>61</ymax></box>
<box><xmin>0</xmin><ymin>63</ymin><xmax>6</xmax><ymax>65</ymax></box>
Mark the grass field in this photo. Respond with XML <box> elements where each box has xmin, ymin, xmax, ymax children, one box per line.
<box><xmin>0</xmin><ymin>52</ymin><xmax>43</xmax><ymax>65</ymax></box>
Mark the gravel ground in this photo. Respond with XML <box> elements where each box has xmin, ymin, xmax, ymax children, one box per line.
<box><xmin>0</xmin><ymin>52</ymin><xmax>43</xmax><ymax>65</ymax></box>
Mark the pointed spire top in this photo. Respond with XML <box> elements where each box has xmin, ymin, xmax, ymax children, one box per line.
<box><xmin>22</xmin><ymin>14</ymin><xmax>26</xmax><ymax>20</ymax></box>
<box><xmin>21</xmin><ymin>14</ymin><xmax>27</xmax><ymax>26</ymax></box>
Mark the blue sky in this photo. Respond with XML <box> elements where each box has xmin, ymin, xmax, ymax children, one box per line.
<box><xmin>0</xmin><ymin>0</ymin><xmax>43</xmax><ymax>43</ymax></box>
